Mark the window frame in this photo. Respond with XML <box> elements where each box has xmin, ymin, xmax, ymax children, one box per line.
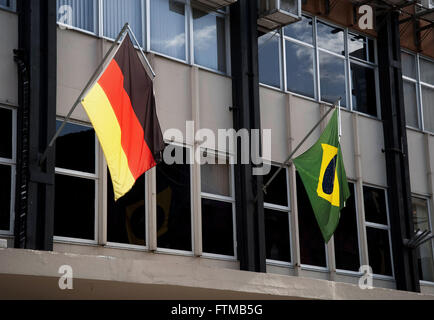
<box><xmin>200</xmin><ymin>149</ymin><xmax>237</xmax><ymax>261</ymax></box>
<box><xmin>261</xmin><ymin>13</ymin><xmax>381</xmax><ymax>119</ymax></box>
<box><xmin>363</xmin><ymin>184</ymin><xmax>395</xmax><ymax>280</ymax></box>
<box><xmin>263</xmin><ymin>164</ymin><xmax>293</xmax><ymax>267</ymax></box>
<box><xmin>0</xmin><ymin>0</ymin><xmax>16</xmax><ymax>12</ymax></box>
<box><xmin>53</xmin><ymin>118</ymin><xmax>99</xmax><ymax>245</ymax></box>
<box><xmin>155</xmin><ymin>141</ymin><xmax>195</xmax><ymax>256</ymax></box>
<box><xmin>411</xmin><ymin>195</ymin><xmax>434</xmax><ymax>285</ymax></box>
<box><xmin>0</xmin><ymin>105</ymin><xmax>16</xmax><ymax>236</ymax></box>
<box><xmin>402</xmin><ymin>49</ymin><xmax>434</xmax><ymax>133</ymax></box>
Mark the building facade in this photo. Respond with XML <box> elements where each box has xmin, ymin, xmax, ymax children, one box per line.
<box><xmin>0</xmin><ymin>0</ymin><xmax>433</xmax><ymax>299</ymax></box>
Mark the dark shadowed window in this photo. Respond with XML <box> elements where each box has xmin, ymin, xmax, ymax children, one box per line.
<box><xmin>0</xmin><ymin>165</ymin><xmax>11</xmax><ymax>231</ymax></box>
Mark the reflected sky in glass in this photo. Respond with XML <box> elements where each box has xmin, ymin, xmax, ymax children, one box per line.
<box><xmin>286</xmin><ymin>41</ymin><xmax>315</xmax><ymax>98</ymax></box>
<box><xmin>317</xmin><ymin>21</ymin><xmax>345</xmax><ymax>55</ymax></box>
<box><xmin>284</xmin><ymin>15</ymin><xmax>313</xmax><ymax>44</ymax></box>
<box><xmin>258</xmin><ymin>32</ymin><xmax>280</xmax><ymax>88</ymax></box>
<box><xmin>319</xmin><ymin>51</ymin><xmax>346</xmax><ymax>107</ymax></box>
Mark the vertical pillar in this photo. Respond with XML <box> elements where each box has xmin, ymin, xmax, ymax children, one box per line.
<box><xmin>377</xmin><ymin>11</ymin><xmax>419</xmax><ymax>292</ymax></box>
<box><xmin>14</xmin><ymin>0</ymin><xmax>57</xmax><ymax>251</ymax></box>
<box><xmin>230</xmin><ymin>0</ymin><xmax>266</xmax><ymax>272</ymax></box>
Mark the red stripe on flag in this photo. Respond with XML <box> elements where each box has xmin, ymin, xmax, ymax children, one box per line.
<box><xmin>97</xmin><ymin>59</ymin><xmax>156</xmax><ymax>180</ymax></box>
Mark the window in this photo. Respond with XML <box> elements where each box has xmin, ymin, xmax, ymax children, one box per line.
<box><xmin>264</xmin><ymin>166</ymin><xmax>291</xmax><ymax>264</ymax></box>
<box><xmin>0</xmin><ymin>0</ymin><xmax>15</xmax><ymax>10</ymax></box>
<box><xmin>201</xmin><ymin>152</ymin><xmax>236</xmax><ymax>257</ymax></box>
<box><xmin>107</xmin><ymin>171</ymin><xmax>147</xmax><ymax>248</ymax></box>
<box><xmin>103</xmin><ymin>0</ymin><xmax>144</xmax><ymax>46</ymax></box>
<box><xmin>334</xmin><ymin>183</ymin><xmax>361</xmax><ymax>272</ymax></box>
<box><xmin>259</xmin><ymin>15</ymin><xmax>379</xmax><ymax>117</ymax></box>
<box><xmin>57</xmin><ymin>0</ymin><xmax>97</xmax><ymax>33</ymax></box>
<box><xmin>402</xmin><ymin>52</ymin><xmax>434</xmax><ymax>132</ymax></box>
<box><xmin>54</xmin><ymin>121</ymin><xmax>98</xmax><ymax>242</ymax></box>
<box><xmin>412</xmin><ymin>197</ymin><xmax>434</xmax><ymax>282</ymax></box>
<box><xmin>0</xmin><ymin>107</ymin><xmax>15</xmax><ymax>235</ymax></box>
<box><xmin>363</xmin><ymin>186</ymin><xmax>393</xmax><ymax>277</ymax></box>
<box><xmin>297</xmin><ymin>173</ymin><xmax>327</xmax><ymax>268</ymax></box>
<box><xmin>156</xmin><ymin>145</ymin><xmax>192</xmax><ymax>252</ymax></box>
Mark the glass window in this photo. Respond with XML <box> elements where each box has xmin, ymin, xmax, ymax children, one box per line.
<box><xmin>0</xmin><ymin>0</ymin><xmax>14</xmax><ymax>9</ymax></box>
<box><xmin>366</xmin><ymin>227</ymin><xmax>393</xmax><ymax>276</ymax></box>
<box><xmin>202</xmin><ymin>199</ymin><xmax>234</xmax><ymax>256</ymax></box>
<box><xmin>263</xmin><ymin>166</ymin><xmax>288</xmax><ymax>207</ymax></box>
<box><xmin>420</xmin><ymin>58</ymin><xmax>434</xmax><ymax>85</ymax></box>
<box><xmin>280</xmin><ymin>0</ymin><xmax>298</xmax><ymax>14</ymax></box>
<box><xmin>258</xmin><ymin>33</ymin><xmax>281</xmax><ymax>88</ymax></box>
<box><xmin>350</xmin><ymin>63</ymin><xmax>377</xmax><ymax>117</ymax></box>
<box><xmin>201</xmin><ymin>154</ymin><xmax>235</xmax><ymax>257</ymax></box>
<box><xmin>412</xmin><ymin>198</ymin><xmax>434</xmax><ymax>282</ymax></box>
<box><xmin>317</xmin><ymin>21</ymin><xmax>344</xmax><ymax>55</ymax></box>
<box><xmin>363</xmin><ymin>186</ymin><xmax>388</xmax><ymax>225</ymax></box>
<box><xmin>57</xmin><ymin>0</ymin><xmax>96</xmax><ymax>33</ymax></box>
<box><xmin>107</xmin><ymin>171</ymin><xmax>146</xmax><ymax>246</ymax></box>
<box><xmin>348</xmin><ymin>33</ymin><xmax>368</xmax><ymax>61</ymax></box>
<box><xmin>422</xmin><ymin>86</ymin><xmax>434</xmax><ymax>133</ymax></box>
<box><xmin>0</xmin><ymin>165</ymin><xmax>11</xmax><ymax>231</ymax></box>
<box><xmin>284</xmin><ymin>15</ymin><xmax>313</xmax><ymax>44</ymax></box>
<box><xmin>265</xmin><ymin>209</ymin><xmax>291</xmax><ymax>263</ymax></box>
<box><xmin>319</xmin><ymin>51</ymin><xmax>347</xmax><ymax>107</ymax></box>
<box><xmin>103</xmin><ymin>0</ymin><xmax>143</xmax><ymax>46</ymax></box>
<box><xmin>156</xmin><ymin>146</ymin><xmax>192</xmax><ymax>251</ymax></box>
<box><xmin>0</xmin><ymin>108</ymin><xmax>12</xmax><ymax>159</ymax></box>
<box><xmin>363</xmin><ymin>186</ymin><xmax>393</xmax><ymax>277</ymax></box>
<box><xmin>192</xmin><ymin>9</ymin><xmax>226</xmax><ymax>73</ymax></box>
<box><xmin>55</xmin><ymin>121</ymin><xmax>95</xmax><ymax>174</ymax></box>
<box><xmin>297</xmin><ymin>174</ymin><xmax>327</xmax><ymax>267</ymax></box>
<box><xmin>54</xmin><ymin>174</ymin><xmax>96</xmax><ymax>240</ymax></box>
<box><xmin>54</xmin><ymin>121</ymin><xmax>97</xmax><ymax>241</ymax></box>
<box><xmin>401</xmin><ymin>52</ymin><xmax>417</xmax><ymax>79</ymax></box>
<box><xmin>285</xmin><ymin>41</ymin><xmax>315</xmax><ymax>98</ymax></box>
<box><xmin>151</xmin><ymin>0</ymin><xmax>186</xmax><ymax>61</ymax></box>
<box><xmin>334</xmin><ymin>183</ymin><xmax>360</xmax><ymax>272</ymax></box>
<box><xmin>403</xmin><ymin>80</ymin><xmax>419</xmax><ymax>128</ymax></box>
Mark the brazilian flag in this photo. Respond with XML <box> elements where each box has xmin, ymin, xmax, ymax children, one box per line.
<box><xmin>293</xmin><ymin>109</ymin><xmax>350</xmax><ymax>243</ymax></box>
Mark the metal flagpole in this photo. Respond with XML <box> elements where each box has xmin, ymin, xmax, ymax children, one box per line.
<box><xmin>262</xmin><ymin>98</ymin><xmax>341</xmax><ymax>195</ymax></box>
<box><xmin>39</xmin><ymin>23</ymin><xmax>130</xmax><ymax>166</ymax></box>
<box><xmin>127</xmin><ymin>25</ymin><xmax>156</xmax><ymax>79</ymax></box>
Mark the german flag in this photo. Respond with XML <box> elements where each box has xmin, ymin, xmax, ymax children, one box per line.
<box><xmin>82</xmin><ymin>34</ymin><xmax>164</xmax><ymax>200</ymax></box>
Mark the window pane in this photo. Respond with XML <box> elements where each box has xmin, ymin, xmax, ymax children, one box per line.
<box><xmin>258</xmin><ymin>33</ymin><xmax>280</xmax><ymax>88</ymax></box>
<box><xmin>420</xmin><ymin>58</ymin><xmax>434</xmax><ymax>85</ymax></box>
<box><xmin>363</xmin><ymin>186</ymin><xmax>388</xmax><ymax>225</ymax></box>
<box><xmin>297</xmin><ymin>174</ymin><xmax>327</xmax><ymax>267</ymax></box>
<box><xmin>350</xmin><ymin>63</ymin><xmax>377</xmax><ymax>117</ymax></box>
<box><xmin>107</xmin><ymin>171</ymin><xmax>146</xmax><ymax>246</ymax></box>
<box><xmin>54</xmin><ymin>175</ymin><xmax>95</xmax><ymax>240</ymax></box>
<box><xmin>286</xmin><ymin>41</ymin><xmax>315</xmax><ymax>98</ymax></box>
<box><xmin>334</xmin><ymin>183</ymin><xmax>360</xmax><ymax>271</ymax></box>
<box><xmin>57</xmin><ymin>0</ymin><xmax>96</xmax><ymax>33</ymax></box>
<box><xmin>317</xmin><ymin>21</ymin><xmax>344</xmax><ymax>55</ymax></box>
<box><xmin>265</xmin><ymin>209</ymin><xmax>291</xmax><ymax>263</ymax></box>
<box><xmin>0</xmin><ymin>165</ymin><xmax>11</xmax><ymax>231</ymax></box>
<box><xmin>193</xmin><ymin>9</ymin><xmax>226</xmax><ymax>72</ymax></box>
<box><xmin>422</xmin><ymin>86</ymin><xmax>434</xmax><ymax>133</ymax></box>
<box><xmin>202</xmin><ymin>199</ymin><xmax>234</xmax><ymax>256</ymax></box>
<box><xmin>403</xmin><ymin>80</ymin><xmax>419</xmax><ymax>128</ymax></box>
<box><xmin>366</xmin><ymin>227</ymin><xmax>393</xmax><ymax>276</ymax></box>
<box><xmin>0</xmin><ymin>0</ymin><xmax>12</xmax><ymax>8</ymax></box>
<box><xmin>104</xmin><ymin>0</ymin><xmax>143</xmax><ymax>46</ymax></box>
<box><xmin>319</xmin><ymin>51</ymin><xmax>347</xmax><ymax>107</ymax></box>
<box><xmin>348</xmin><ymin>34</ymin><xmax>367</xmax><ymax>61</ymax></box>
<box><xmin>201</xmin><ymin>163</ymin><xmax>230</xmax><ymax>197</ymax></box>
<box><xmin>0</xmin><ymin>108</ymin><xmax>12</xmax><ymax>159</ymax></box>
<box><xmin>368</xmin><ymin>38</ymin><xmax>375</xmax><ymax>63</ymax></box>
<box><xmin>284</xmin><ymin>15</ymin><xmax>313</xmax><ymax>44</ymax></box>
<box><xmin>151</xmin><ymin>0</ymin><xmax>186</xmax><ymax>61</ymax></box>
<box><xmin>156</xmin><ymin>146</ymin><xmax>192</xmax><ymax>251</ymax></box>
<box><xmin>401</xmin><ymin>52</ymin><xmax>416</xmax><ymax>79</ymax></box>
<box><xmin>56</xmin><ymin>121</ymin><xmax>95</xmax><ymax>174</ymax></box>
<box><xmin>263</xmin><ymin>166</ymin><xmax>288</xmax><ymax>207</ymax></box>
<box><xmin>280</xmin><ymin>0</ymin><xmax>298</xmax><ymax>14</ymax></box>
<box><xmin>412</xmin><ymin>198</ymin><xmax>434</xmax><ymax>282</ymax></box>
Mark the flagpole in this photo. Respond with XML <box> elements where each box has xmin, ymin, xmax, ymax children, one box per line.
<box><xmin>127</xmin><ymin>25</ymin><xmax>156</xmax><ymax>79</ymax></box>
<box><xmin>338</xmin><ymin>99</ymin><xmax>342</xmax><ymax>142</ymax></box>
<box><xmin>262</xmin><ymin>98</ymin><xmax>341</xmax><ymax>195</ymax></box>
<box><xmin>39</xmin><ymin>23</ymin><xmax>130</xmax><ymax>166</ymax></box>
